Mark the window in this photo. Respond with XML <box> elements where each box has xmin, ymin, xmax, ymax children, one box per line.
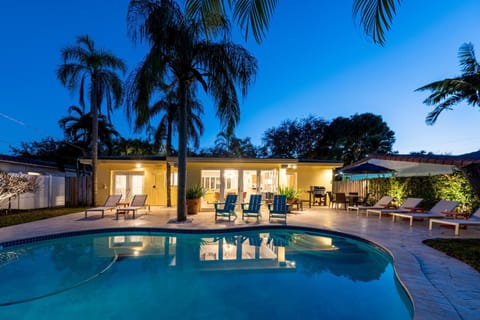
<box><xmin>201</xmin><ymin>170</ymin><xmax>221</xmax><ymax>191</ymax></box>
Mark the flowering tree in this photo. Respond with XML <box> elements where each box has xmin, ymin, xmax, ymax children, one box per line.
<box><xmin>0</xmin><ymin>171</ymin><xmax>38</xmax><ymax>204</ymax></box>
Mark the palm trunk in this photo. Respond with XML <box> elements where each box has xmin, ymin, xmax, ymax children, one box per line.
<box><xmin>166</xmin><ymin>119</ymin><xmax>173</xmax><ymax>207</ymax></box>
<box><xmin>91</xmin><ymin>77</ymin><xmax>99</xmax><ymax>206</ymax></box>
<box><xmin>91</xmin><ymin>101</ymin><xmax>99</xmax><ymax>206</ymax></box>
<box><xmin>177</xmin><ymin>82</ymin><xmax>188</xmax><ymax>221</ymax></box>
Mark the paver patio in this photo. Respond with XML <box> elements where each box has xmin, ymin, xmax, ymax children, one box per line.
<box><xmin>0</xmin><ymin>206</ymin><xmax>479</xmax><ymax>320</ymax></box>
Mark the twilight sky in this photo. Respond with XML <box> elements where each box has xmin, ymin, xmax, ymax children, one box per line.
<box><xmin>1</xmin><ymin>0</ymin><xmax>480</xmax><ymax>156</ymax></box>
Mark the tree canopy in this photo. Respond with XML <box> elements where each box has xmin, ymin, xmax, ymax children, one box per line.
<box><xmin>259</xmin><ymin>113</ymin><xmax>395</xmax><ymax>164</ymax></box>
<box><xmin>126</xmin><ymin>0</ymin><xmax>257</xmax><ymax>221</ymax></box>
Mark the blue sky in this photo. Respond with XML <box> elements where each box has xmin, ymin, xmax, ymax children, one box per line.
<box><xmin>1</xmin><ymin>0</ymin><xmax>480</xmax><ymax>156</ymax></box>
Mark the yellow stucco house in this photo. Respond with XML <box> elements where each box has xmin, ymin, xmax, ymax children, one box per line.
<box><xmin>85</xmin><ymin>156</ymin><xmax>343</xmax><ymax>208</ymax></box>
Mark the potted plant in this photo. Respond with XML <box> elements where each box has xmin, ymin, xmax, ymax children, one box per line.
<box><xmin>186</xmin><ymin>184</ymin><xmax>205</xmax><ymax>215</ymax></box>
<box><xmin>278</xmin><ymin>186</ymin><xmax>299</xmax><ymax>212</ymax></box>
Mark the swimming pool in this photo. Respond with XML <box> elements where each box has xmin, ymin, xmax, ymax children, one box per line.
<box><xmin>0</xmin><ymin>228</ymin><xmax>413</xmax><ymax>319</ymax></box>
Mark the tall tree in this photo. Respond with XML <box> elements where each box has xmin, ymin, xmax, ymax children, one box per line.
<box><xmin>325</xmin><ymin>113</ymin><xmax>395</xmax><ymax>164</ymax></box>
<box><xmin>10</xmin><ymin>137</ymin><xmax>85</xmax><ymax>171</ymax></box>
<box><xmin>126</xmin><ymin>0</ymin><xmax>257</xmax><ymax>221</ymax></box>
<box><xmin>416</xmin><ymin>42</ymin><xmax>480</xmax><ymax>124</ymax></box>
<box><xmin>259</xmin><ymin>114</ymin><xmax>394</xmax><ymax>163</ymax></box>
<box><xmin>111</xmin><ymin>137</ymin><xmax>157</xmax><ymax>156</ymax></box>
<box><xmin>57</xmin><ymin>35</ymin><xmax>126</xmax><ymax>205</ymax></box>
<box><xmin>59</xmin><ymin>105</ymin><xmax>120</xmax><ymax>155</ymax></box>
<box><xmin>211</xmin><ymin>131</ymin><xmax>257</xmax><ymax>157</ymax></box>
<box><xmin>260</xmin><ymin>115</ymin><xmax>328</xmax><ymax>159</ymax></box>
<box><xmin>134</xmin><ymin>88</ymin><xmax>204</xmax><ymax>207</ymax></box>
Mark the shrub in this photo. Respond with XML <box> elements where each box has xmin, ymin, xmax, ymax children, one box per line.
<box><xmin>278</xmin><ymin>186</ymin><xmax>299</xmax><ymax>199</ymax></box>
<box><xmin>186</xmin><ymin>184</ymin><xmax>205</xmax><ymax>199</ymax></box>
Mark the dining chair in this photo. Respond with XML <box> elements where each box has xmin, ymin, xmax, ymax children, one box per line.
<box><xmin>334</xmin><ymin>192</ymin><xmax>347</xmax><ymax>210</ymax></box>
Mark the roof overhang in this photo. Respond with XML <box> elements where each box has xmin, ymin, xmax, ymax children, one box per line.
<box><xmin>342</xmin><ymin>153</ymin><xmax>477</xmax><ymax>177</ymax></box>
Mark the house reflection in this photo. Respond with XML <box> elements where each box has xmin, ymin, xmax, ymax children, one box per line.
<box><xmin>92</xmin><ymin>232</ymin><xmax>338</xmax><ymax>272</ymax></box>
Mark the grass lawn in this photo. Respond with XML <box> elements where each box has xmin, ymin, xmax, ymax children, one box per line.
<box><xmin>423</xmin><ymin>238</ymin><xmax>480</xmax><ymax>272</ymax></box>
<box><xmin>0</xmin><ymin>207</ymin><xmax>85</xmax><ymax>228</ymax></box>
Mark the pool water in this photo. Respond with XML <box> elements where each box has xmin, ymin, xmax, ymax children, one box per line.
<box><xmin>0</xmin><ymin>229</ymin><xmax>413</xmax><ymax>319</ymax></box>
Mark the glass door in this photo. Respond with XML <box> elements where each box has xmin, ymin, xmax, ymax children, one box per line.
<box><xmin>224</xmin><ymin>169</ymin><xmax>239</xmax><ymax>198</ymax></box>
<box><xmin>113</xmin><ymin>173</ymin><xmax>144</xmax><ymax>202</ymax></box>
<box><xmin>243</xmin><ymin>170</ymin><xmax>258</xmax><ymax>201</ymax></box>
<box><xmin>260</xmin><ymin>170</ymin><xmax>278</xmax><ymax>202</ymax></box>
<box><xmin>201</xmin><ymin>170</ymin><xmax>221</xmax><ymax>205</ymax></box>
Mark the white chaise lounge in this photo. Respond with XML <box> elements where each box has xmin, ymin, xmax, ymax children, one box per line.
<box><xmin>429</xmin><ymin>207</ymin><xmax>480</xmax><ymax>235</ymax></box>
<box><xmin>85</xmin><ymin>194</ymin><xmax>122</xmax><ymax>218</ymax></box>
<box><xmin>365</xmin><ymin>197</ymin><xmax>423</xmax><ymax>219</ymax></box>
<box><xmin>116</xmin><ymin>194</ymin><xmax>149</xmax><ymax>219</ymax></box>
<box><xmin>346</xmin><ymin>196</ymin><xmax>393</xmax><ymax>215</ymax></box>
<box><xmin>391</xmin><ymin>200</ymin><xmax>460</xmax><ymax>226</ymax></box>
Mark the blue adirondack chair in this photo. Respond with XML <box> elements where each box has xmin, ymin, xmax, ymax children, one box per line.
<box><xmin>268</xmin><ymin>195</ymin><xmax>288</xmax><ymax>222</ymax></box>
<box><xmin>215</xmin><ymin>194</ymin><xmax>238</xmax><ymax>221</ymax></box>
<box><xmin>241</xmin><ymin>194</ymin><xmax>263</xmax><ymax>221</ymax></box>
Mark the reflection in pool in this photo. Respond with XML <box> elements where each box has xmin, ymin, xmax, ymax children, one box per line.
<box><xmin>0</xmin><ymin>229</ymin><xmax>413</xmax><ymax>319</ymax></box>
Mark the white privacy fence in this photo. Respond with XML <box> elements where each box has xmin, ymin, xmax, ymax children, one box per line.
<box><xmin>0</xmin><ymin>175</ymin><xmax>65</xmax><ymax>210</ymax></box>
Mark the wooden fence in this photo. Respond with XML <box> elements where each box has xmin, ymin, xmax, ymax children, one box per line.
<box><xmin>65</xmin><ymin>176</ymin><xmax>92</xmax><ymax>207</ymax></box>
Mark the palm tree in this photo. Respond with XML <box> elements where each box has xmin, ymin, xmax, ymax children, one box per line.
<box><xmin>57</xmin><ymin>35</ymin><xmax>126</xmax><ymax>205</ymax></box>
<box><xmin>186</xmin><ymin>0</ymin><xmax>400</xmax><ymax>45</ymax></box>
<box><xmin>416</xmin><ymin>42</ymin><xmax>480</xmax><ymax>125</ymax></box>
<box><xmin>136</xmin><ymin>88</ymin><xmax>205</xmax><ymax>207</ymax></box>
<box><xmin>127</xmin><ymin>0</ymin><xmax>257</xmax><ymax>221</ymax></box>
<box><xmin>59</xmin><ymin>105</ymin><xmax>120</xmax><ymax>155</ymax></box>
<box><xmin>111</xmin><ymin>137</ymin><xmax>157</xmax><ymax>156</ymax></box>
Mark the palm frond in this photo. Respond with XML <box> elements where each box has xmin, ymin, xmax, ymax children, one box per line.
<box><xmin>128</xmin><ymin>0</ymin><xmax>184</xmax><ymax>45</ymax></box>
<box><xmin>232</xmin><ymin>0</ymin><xmax>278</xmax><ymax>42</ymax></box>
<box><xmin>458</xmin><ymin>42</ymin><xmax>480</xmax><ymax>75</ymax></box>
<box><xmin>186</xmin><ymin>0</ymin><xmax>278</xmax><ymax>43</ymax></box>
<box><xmin>416</xmin><ymin>42</ymin><xmax>480</xmax><ymax>125</ymax></box>
<box><xmin>425</xmin><ymin>94</ymin><xmax>464</xmax><ymax>125</ymax></box>
<box><xmin>352</xmin><ymin>0</ymin><xmax>400</xmax><ymax>46</ymax></box>
<box><xmin>415</xmin><ymin>79</ymin><xmax>464</xmax><ymax>105</ymax></box>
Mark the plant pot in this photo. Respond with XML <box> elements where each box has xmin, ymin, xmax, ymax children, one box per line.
<box><xmin>287</xmin><ymin>198</ymin><xmax>296</xmax><ymax>213</ymax></box>
<box><xmin>187</xmin><ymin>198</ymin><xmax>201</xmax><ymax>215</ymax></box>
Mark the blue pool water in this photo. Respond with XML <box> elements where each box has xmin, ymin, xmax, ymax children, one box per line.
<box><xmin>0</xmin><ymin>228</ymin><xmax>413</xmax><ymax>319</ymax></box>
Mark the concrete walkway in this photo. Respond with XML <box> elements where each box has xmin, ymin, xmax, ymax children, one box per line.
<box><xmin>0</xmin><ymin>206</ymin><xmax>479</xmax><ymax>320</ymax></box>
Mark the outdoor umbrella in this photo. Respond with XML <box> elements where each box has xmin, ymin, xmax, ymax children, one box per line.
<box><xmin>341</xmin><ymin>162</ymin><xmax>395</xmax><ymax>196</ymax></box>
<box><xmin>342</xmin><ymin>162</ymin><xmax>395</xmax><ymax>175</ymax></box>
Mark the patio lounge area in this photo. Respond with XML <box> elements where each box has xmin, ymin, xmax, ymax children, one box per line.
<box><xmin>0</xmin><ymin>205</ymin><xmax>479</xmax><ymax>320</ymax></box>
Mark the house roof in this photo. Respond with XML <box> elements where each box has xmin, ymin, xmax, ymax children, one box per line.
<box><xmin>341</xmin><ymin>151</ymin><xmax>480</xmax><ymax>177</ymax></box>
<box><xmin>82</xmin><ymin>155</ymin><xmax>343</xmax><ymax>167</ymax></box>
<box><xmin>366</xmin><ymin>152</ymin><xmax>480</xmax><ymax>167</ymax></box>
<box><xmin>0</xmin><ymin>154</ymin><xmax>59</xmax><ymax>169</ymax></box>
<box><xmin>0</xmin><ymin>154</ymin><xmax>77</xmax><ymax>173</ymax></box>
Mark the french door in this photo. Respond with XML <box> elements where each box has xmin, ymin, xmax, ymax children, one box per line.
<box><xmin>113</xmin><ymin>173</ymin><xmax>144</xmax><ymax>202</ymax></box>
